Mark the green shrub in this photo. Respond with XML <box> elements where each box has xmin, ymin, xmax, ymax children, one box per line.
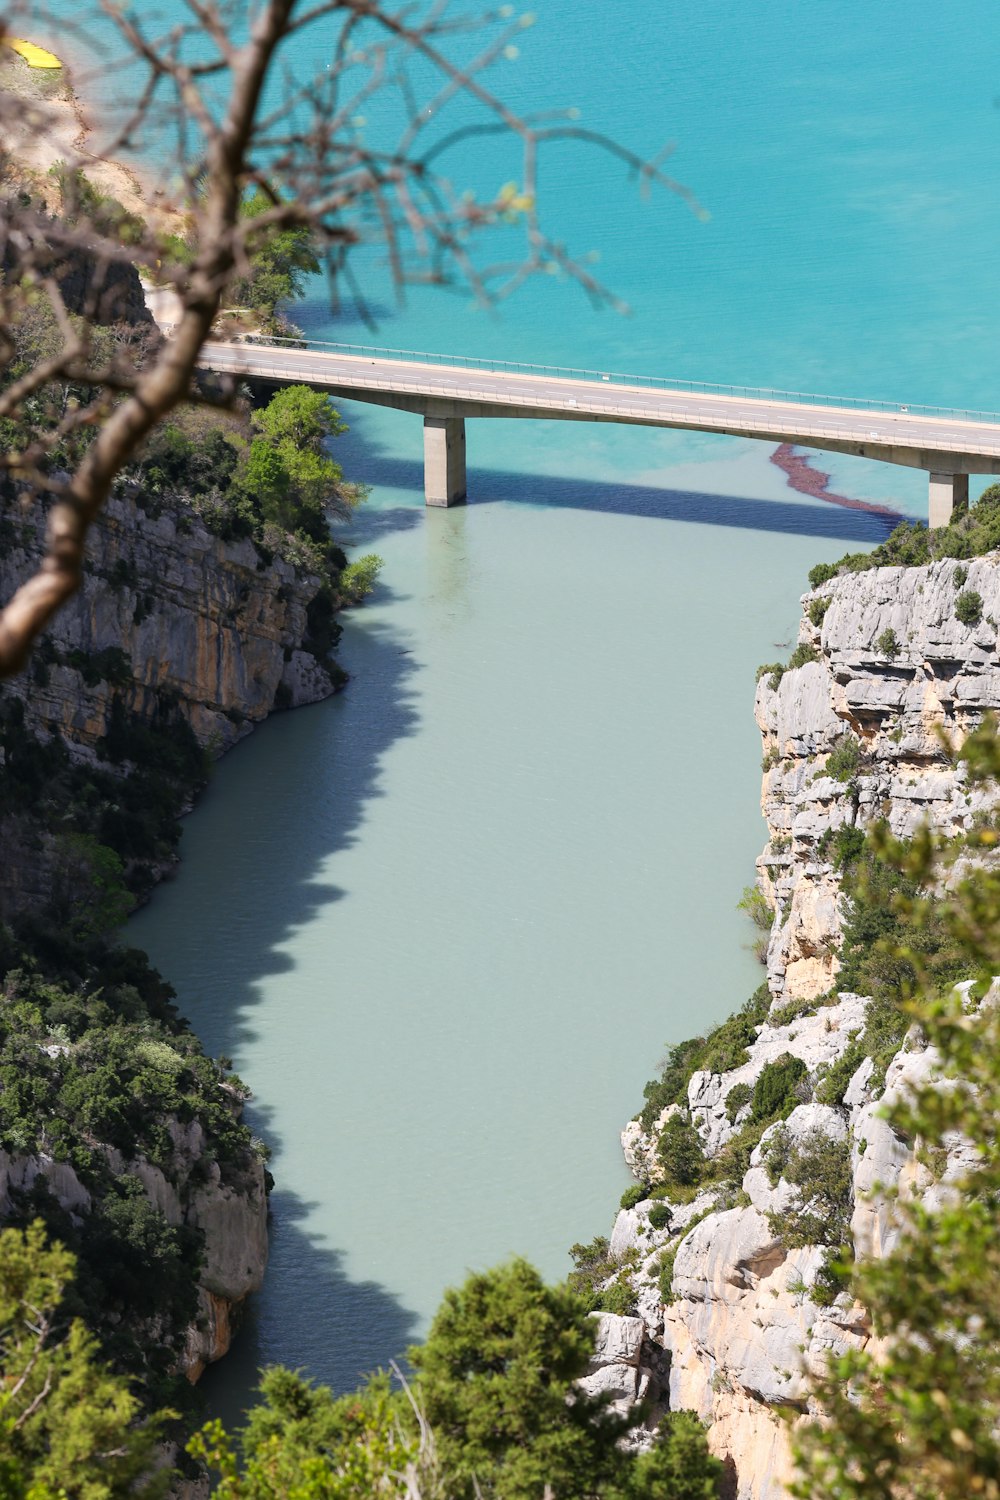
<box><xmin>657</xmin><ymin>1245</ymin><xmax>678</xmax><ymax>1303</ymax></box>
<box><xmin>751</xmin><ymin>1053</ymin><xmax>808</xmax><ymax>1123</ymax></box>
<box><xmin>955</xmin><ymin>588</ymin><xmax>983</xmax><ymax>626</ymax></box>
<box><xmin>724</xmin><ymin>1082</ymin><xmax>752</xmax><ymax>1123</ymax></box>
<box><xmin>788</xmin><ymin>642</ymin><xmax>819</xmax><ymax>671</ymax></box>
<box><xmin>597</xmin><ymin>1275</ymin><xmax>637</xmax><ymax>1317</ymax></box>
<box><xmin>808</xmin><ymin>596</ymin><xmax>831</xmax><ymax>628</ymax></box>
<box><xmin>875</xmin><ymin>626</ymin><xmax>899</xmax><ymax>658</ymax></box>
<box><xmin>338</xmin><ymin>553</ymin><xmax>383</xmax><ymax>602</ymax></box>
<box><xmin>825</xmin><ymin>733</ymin><xmax>863</xmax><ymax>783</ymax></box>
<box><xmin>765</xmin><ymin>1129</ymin><xmax>853</xmax><ymax>1250</ymax></box>
<box><xmin>808</xmin><ymin>562</ymin><xmax>839</xmax><ymax>590</ymax></box>
<box><xmin>647</xmin><ymin>1202</ymin><xmax>672</xmax><ymax>1231</ymax></box>
<box><xmin>656</xmin><ymin>1114</ymin><xmax>705</xmax><ymax>1189</ymax></box>
<box><xmin>954</xmin><ymin>564</ymin><xmax>968</xmax><ymax>587</ymax></box>
<box><xmin>738</xmin><ymin>885</ymin><xmax>773</xmax><ymax>932</ymax></box>
<box><xmin>636</xmin><ymin>986</ymin><xmax>771</xmax><ymax>1130</ymax></box>
<box><xmin>619</xmin><ymin>1183</ymin><xmax>649</xmax><ymax>1211</ymax></box>
<box><xmin>756</xmin><ymin>661</ymin><xmax>786</xmax><ymax>690</ymax></box>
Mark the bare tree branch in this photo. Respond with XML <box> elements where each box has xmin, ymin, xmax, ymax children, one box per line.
<box><xmin>0</xmin><ymin>0</ymin><xmax>700</xmax><ymax>677</ymax></box>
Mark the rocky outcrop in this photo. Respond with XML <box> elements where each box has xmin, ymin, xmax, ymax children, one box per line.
<box><xmin>1</xmin><ymin>489</ymin><xmax>338</xmax><ymax>762</ymax></box>
<box><xmin>0</xmin><ymin>477</ymin><xmax>345</xmax><ymax>1383</ymax></box>
<box><xmin>757</xmin><ymin>556</ymin><xmax>1000</xmax><ymax>1000</ymax></box>
<box><xmin>605</xmin><ymin>552</ymin><xmax>1000</xmax><ymax>1499</ymax></box>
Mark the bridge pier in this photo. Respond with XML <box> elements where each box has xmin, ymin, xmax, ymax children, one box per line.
<box><xmin>424</xmin><ymin>416</ymin><xmax>467</xmax><ymax>507</ymax></box>
<box><xmin>928</xmin><ymin>471</ymin><xmax>969</xmax><ymax>529</ymax></box>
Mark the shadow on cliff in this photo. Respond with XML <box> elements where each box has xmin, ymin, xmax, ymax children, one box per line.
<box><xmin>333</xmin><ymin>408</ymin><xmax>902</xmax><ymax>545</ymax></box>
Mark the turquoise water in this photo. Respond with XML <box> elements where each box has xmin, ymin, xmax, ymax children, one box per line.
<box><xmin>43</xmin><ymin>0</ymin><xmax>1000</xmax><ymax>1420</ymax></box>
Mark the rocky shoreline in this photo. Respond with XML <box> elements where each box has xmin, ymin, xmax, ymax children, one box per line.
<box><xmin>581</xmin><ymin>545</ymin><xmax>1000</xmax><ymax>1499</ymax></box>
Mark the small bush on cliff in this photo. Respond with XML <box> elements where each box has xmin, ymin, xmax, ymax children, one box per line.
<box><xmin>805</xmin><ymin>483</ymin><xmax>1000</xmax><ymax>590</ymax></box>
<box><xmin>764</xmin><ymin>1128</ymin><xmax>853</xmax><ymax>1250</ymax></box>
<box><xmin>656</xmin><ymin>1113</ymin><xmax>705</xmax><ymax>1189</ymax></box>
<box><xmin>875</xmin><ymin>625</ymin><xmax>899</xmax><ymax>657</ymax></box>
<box><xmin>751</xmin><ymin>1053</ymin><xmax>808</xmax><ymax>1123</ymax></box>
<box><xmin>955</xmin><ymin>587</ymin><xmax>983</xmax><ymax>626</ymax></box>
<box><xmin>825</xmin><ymin>732</ymin><xmax>863</xmax><ymax>783</ymax></box>
<box><xmin>637</xmin><ymin>985</ymin><xmax>771</xmax><ymax>1132</ymax></box>
<box><xmin>725</xmin><ymin>1081</ymin><xmax>752</xmax><ymax>1123</ymax></box>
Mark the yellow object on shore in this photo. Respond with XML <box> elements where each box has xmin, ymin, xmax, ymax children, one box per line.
<box><xmin>5</xmin><ymin>38</ymin><xmax>63</xmax><ymax>69</ymax></box>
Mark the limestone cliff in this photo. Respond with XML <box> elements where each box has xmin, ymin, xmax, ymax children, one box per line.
<box><xmin>1</xmin><ymin>487</ymin><xmax>337</xmax><ymax>765</ymax></box>
<box><xmin>0</xmin><ymin>477</ymin><xmax>344</xmax><ymax>1383</ymax></box>
<box><xmin>595</xmin><ymin>551</ymin><xmax>1000</xmax><ymax>1500</ymax></box>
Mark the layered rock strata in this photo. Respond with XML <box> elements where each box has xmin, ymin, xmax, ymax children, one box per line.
<box><xmin>603</xmin><ymin>552</ymin><xmax>1000</xmax><ymax>1499</ymax></box>
<box><xmin>0</xmin><ymin>483</ymin><xmax>342</xmax><ymax>1378</ymax></box>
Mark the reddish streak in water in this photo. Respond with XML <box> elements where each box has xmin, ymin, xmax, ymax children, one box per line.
<box><xmin>770</xmin><ymin>444</ymin><xmax>904</xmax><ymax>522</ymax></box>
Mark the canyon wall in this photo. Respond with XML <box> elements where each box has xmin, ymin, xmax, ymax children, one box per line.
<box><xmin>597</xmin><ymin>552</ymin><xmax>1000</xmax><ymax>1499</ymax></box>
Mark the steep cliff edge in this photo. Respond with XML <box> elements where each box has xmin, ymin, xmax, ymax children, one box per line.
<box><xmin>0</xmin><ymin>471</ymin><xmax>346</xmax><ymax>1392</ymax></box>
<box><xmin>588</xmin><ymin>549</ymin><xmax>1000</xmax><ymax>1500</ymax></box>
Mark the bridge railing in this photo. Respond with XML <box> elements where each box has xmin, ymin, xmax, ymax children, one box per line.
<box><xmin>216</xmin><ymin>333</ymin><xmax>1000</xmax><ymax>426</ymax></box>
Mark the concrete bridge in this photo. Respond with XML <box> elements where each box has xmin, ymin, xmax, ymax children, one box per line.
<box><xmin>197</xmin><ymin>339</ymin><xmax>1000</xmax><ymax>526</ymax></box>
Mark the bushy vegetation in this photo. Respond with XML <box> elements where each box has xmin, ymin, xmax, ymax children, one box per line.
<box><xmin>824</xmin><ymin>732</ymin><xmax>863</xmax><ymax>783</ymax></box>
<box><xmin>637</xmin><ymin>984</ymin><xmax>771</xmax><ymax>1133</ymax></box>
<box><xmin>756</xmin><ymin>642</ymin><xmax>819</xmax><ymax>693</ymax></box>
<box><xmin>955</xmin><ymin>587</ymin><xmax>983</xmax><ymax>626</ymax></box>
<box><xmin>121</xmin><ymin>386</ymin><xmax>378</xmax><ymax>659</ymax></box>
<box><xmin>806</xmin><ymin>482</ymin><xmax>1000</xmax><ymax>591</ymax></box>
<box><xmin>750</xmin><ymin>1053</ymin><xmax>807</xmax><ymax>1122</ymax></box>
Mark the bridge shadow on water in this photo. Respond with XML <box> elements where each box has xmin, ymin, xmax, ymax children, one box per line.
<box><xmin>336</xmin><ymin>430</ymin><xmax>902</xmax><ymax>546</ymax></box>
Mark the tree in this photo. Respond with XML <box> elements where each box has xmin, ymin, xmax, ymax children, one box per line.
<box><xmin>410</xmin><ymin>1257</ymin><xmax>634</xmax><ymax>1500</ymax></box>
<box><xmin>0</xmin><ymin>0</ymin><xmax>698</xmax><ymax>678</ymax></box>
<box><xmin>792</xmin><ymin>720</ymin><xmax>1000</xmax><ymax>1500</ymax></box>
<box><xmin>0</xmin><ymin>1220</ymin><xmax>167</xmax><ymax>1500</ymax></box>
<box><xmin>191</xmin><ymin>1259</ymin><xmax>722</xmax><ymax>1500</ymax></box>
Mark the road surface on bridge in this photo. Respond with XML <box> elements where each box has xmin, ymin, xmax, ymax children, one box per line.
<box><xmin>198</xmin><ymin>340</ymin><xmax>1000</xmax><ymax>476</ymax></box>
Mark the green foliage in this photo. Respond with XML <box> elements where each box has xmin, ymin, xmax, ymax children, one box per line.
<box><xmin>190</xmin><ymin>1367</ymin><xmax>430</xmax><ymax>1500</ymax></box>
<box><xmin>808</xmin><ymin>561</ymin><xmax>839</xmax><ymax>590</ymax></box>
<box><xmin>193</xmin><ymin>1269</ymin><xmax>722</xmax><ymax>1499</ymax></box>
<box><xmin>619</xmin><ymin>1182</ymin><xmax>649</xmax><ymax>1211</ymax></box>
<box><xmin>764</xmin><ymin>1128</ymin><xmax>853</xmax><ymax>1250</ymax></box>
<box><xmin>815</xmin><ymin>822</ymin><xmax>865</xmax><ymax>870</ymax></box>
<box><xmin>725</xmin><ymin>1081</ymin><xmax>752</xmax><ymax>1123</ymax></box>
<box><xmin>955</xmin><ymin>587</ymin><xmax>983</xmax><ymax>626</ymax></box>
<box><xmin>824</xmin><ymin>732</ymin><xmax>863</xmax><ymax>783</ymax></box>
<box><xmin>626</xmin><ymin>1412</ymin><xmax>723</xmax><ymax>1500</ymax></box>
<box><xmin>737</xmin><ymin>884</ymin><xmax>772</xmax><ymax>931</ymax></box>
<box><xmin>228</xmin><ymin>189</ymin><xmax>322</xmax><ymax>319</ymax></box>
<box><xmin>788</xmin><ymin>642</ymin><xmax>820</xmax><ymax>671</ymax></box>
<box><xmin>807</xmin><ymin>595</ymin><xmax>831</xmax><ymax>628</ymax></box>
<box><xmin>875</xmin><ymin>626</ymin><xmax>899</xmax><ymax>657</ymax></box>
<box><xmin>339</xmin><ymin>553</ymin><xmax>383</xmax><ymax>602</ymax></box>
<box><xmin>0</xmin><ymin>1221</ymin><xmax>167</xmax><ymax>1499</ymax></box>
<box><xmin>657</xmin><ymin>1244</ymin><xmax>678</xmax><ymax>1303</ymax></box>
<box><xmin>647</xmin><ymin>1201</ymin><xmax>672</xmax><ymax>1230</ymax></box>
<box><xmin>410</xmin><ymin>1258</ymin><xmax>634</xmax><ymax>1500</ymax></box>
<box><xmin>567</xmin><ymin>1235</ymin><xmax>615</xmax><ymax>1307</ymax></box>
<box><xmin>656</xmin><ymin>1113</ymin><xmax>705</xmax><ymax>1189</ymax></box>
<box><xmin>751</xmin><ymin>1053</ymin><xmax>807</xmax><ymax>1123</ymax></box>
<box><xmin>804</xmin><ymin>483</ymin><xmax>1000</xmax><ymax>591</ymax></box>
<box><xmin>637</xmin><ymin>986</ymin><xmax>771</xmax><ymax>1131</ymax></box>
<box><xmin>954</xmin><ymin>563</ymin><xmax>968</xmax><ymax>587</ymax></box>
<box><xmin>793</xmin><ymin>721</ymin><xmax>1000</xmax><ymax>1498</ymax></box>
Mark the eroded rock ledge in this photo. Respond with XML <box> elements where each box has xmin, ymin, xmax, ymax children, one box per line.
<box><xmin>594</xmin><ymin>551</ymin><xmax>1000</xmax><ymax>1500</ymax></box>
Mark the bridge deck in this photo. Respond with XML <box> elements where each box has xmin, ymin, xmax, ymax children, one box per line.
<box><xmin>199</xmin><ymin>341</ymin><xmax>1000</xmax><ymax>477</ymax></box>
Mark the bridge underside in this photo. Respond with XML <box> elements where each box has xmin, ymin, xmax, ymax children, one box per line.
<box><xmin>242</xmin><ymin>377</ymin><xmax>1000</xmax><ymax>524</ymax></box>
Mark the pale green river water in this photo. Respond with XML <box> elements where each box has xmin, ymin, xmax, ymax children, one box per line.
<box><xmin>103</xmin><ymin>0</ymin><xmax>1000</xmax><ymax>1424</ymax></box>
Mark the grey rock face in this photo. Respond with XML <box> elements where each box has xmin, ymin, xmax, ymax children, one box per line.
<box><xmin>610</xmin><ymin>553</ymin><xmax>1000</xmax><ymax>1499</ymax></box>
